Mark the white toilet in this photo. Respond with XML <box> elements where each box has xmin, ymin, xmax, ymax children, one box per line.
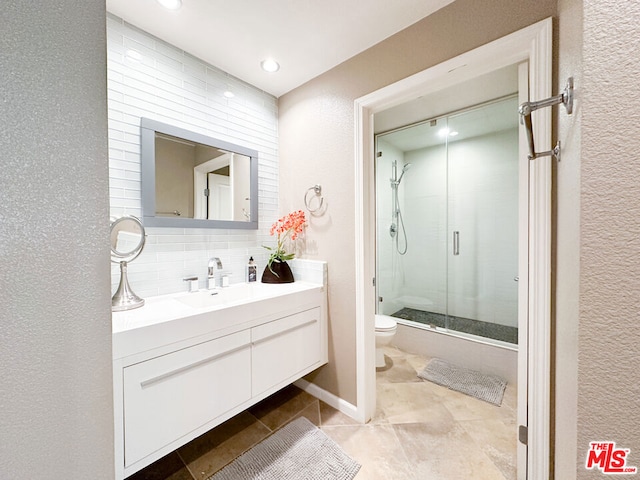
<box><xmin>375</xmin><ymin>314</ymin><xmax>398</xmax><ymax>368</ymax></box>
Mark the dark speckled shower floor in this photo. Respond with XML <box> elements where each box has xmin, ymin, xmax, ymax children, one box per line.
<box><xmin>391</xmin><ymin>307</ymin><xmax>518</xmax><ymax>345</ymax></box>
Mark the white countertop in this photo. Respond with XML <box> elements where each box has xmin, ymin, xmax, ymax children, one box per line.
<box><xmin>112</xmin><ymin>281</ymin><xmax>325</xmax><ymax>361</ymax></box>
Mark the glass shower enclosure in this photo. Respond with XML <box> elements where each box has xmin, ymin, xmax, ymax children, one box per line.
<box><xmin>375</xmin><ymin>96</ymin><xmax>520</xmax><ymax>346</ymax></box>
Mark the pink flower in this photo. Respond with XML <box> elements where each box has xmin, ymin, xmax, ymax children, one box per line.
<box><xmin>263</xmin><ymin>210</ymin><xmax>307</xmax><ymax>268</ymax></box>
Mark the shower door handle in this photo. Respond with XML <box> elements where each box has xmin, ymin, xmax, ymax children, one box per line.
<box><xmin>453</xmin><ymin>231</ymin><xmax>460</xmax><ymax>256</ymax></box>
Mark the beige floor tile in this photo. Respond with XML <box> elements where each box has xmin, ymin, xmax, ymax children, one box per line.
<box><xmin>322</xmin><ymin>424</ymin><xmax>416</xmax><ymax>480</ymax></box>
<box><xmin>438</xmin><ymin>385</ymin><xmax>511</xmax><ymax>422</ymax></box>
<box><xmin>178</xmin><ymin>411</ymin><xmax>271</xmax><ymax>480</ymax></box>
<box><xmin>248</xmin><ymin>384</ymin><xmax>318</xmax><ymax>430</ymax></box>
<box><xmin>404</xmin><ymin>352</ymin><xmax>430</xmax><ymax>374</ymax></box>
<box><xmin>376</xmin><ymin>356</ymin><xmax>424</xmax><ymax>384</ymax></box>
<box><xmin>290</xmin><ymin>401</ymin><xmax>321</xmax><ymax>426</ymax></box>
<box><xmin>320</xmin><ymin>401</ymin><xmax>361</xmax><ymax>427</ymax></box>
<box><xmin>460</xmin><ymin>418</ymin><xmax>518</xmax><ymax>480</ymax></box>
<box><xmin>502</xmin><ymin>382</ymin><xmax>518</xmax><ymax>413</ymax></box>
<box><xmin>393</xmin><ymin>422</ymin><xmax>508</xmax><ymax>480</ymax></box>
<box><xmin>382</xmin><ymin>345</ymin><xmax>408</xmax><ymax>359</ymax></box>
<box><xmin>373</xmin><ymin>382</ymin><xmax>456</xmax><ymax>426</ymax></box>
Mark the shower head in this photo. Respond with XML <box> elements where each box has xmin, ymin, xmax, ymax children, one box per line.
<box><xmin>397</xmin><ymin>163</ymin><xmax>412</xmax><ymax>184</ymax></box>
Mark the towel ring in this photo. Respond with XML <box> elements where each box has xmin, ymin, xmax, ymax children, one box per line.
<box><xmin>304</xmin><ymin>184</ymin><xmax>324</xmax><ymax>214</ymax></box>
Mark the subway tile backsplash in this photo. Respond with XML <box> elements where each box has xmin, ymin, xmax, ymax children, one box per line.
<box><xmin>107</xmin><ymin>14</ymin><xmax>279</xmax><ymax>298</ymax></box>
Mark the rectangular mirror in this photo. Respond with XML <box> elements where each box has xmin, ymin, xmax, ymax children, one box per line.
<box><xmin>140</xmin><ymin>118</ymin><xmax>259</xmax><ymax>229</ymax></box>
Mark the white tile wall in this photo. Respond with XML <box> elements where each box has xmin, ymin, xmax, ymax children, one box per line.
<box><xmin>290</xmin><ymin>259</ymin><xmax>328</xmax><ymax>285</ymax></box>
<box><xmin>107</xmin><ymin>14</ymin><xmax>279</xmax><ymax>297</ymax></box>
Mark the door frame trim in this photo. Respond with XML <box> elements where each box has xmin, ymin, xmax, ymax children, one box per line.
<box><xmin>354</xmin><ymin>18</ymin><xmax>552</xmax><ymax>479</ymax></box>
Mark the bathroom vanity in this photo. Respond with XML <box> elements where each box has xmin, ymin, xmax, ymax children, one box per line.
<box><xmin>112</xmin><ymin>279</ymin><xmax>327</xmax><ymax>479</ymax></box>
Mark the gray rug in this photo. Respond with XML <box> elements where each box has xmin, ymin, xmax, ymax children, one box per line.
<box><xmin>207</xmin><ymin>416</ymin><xmax>361</xmax><ymax>480</ymax></box>
<box><xmin>418</xmin><ymin>358</ymin><xmax>507</xmax><ymax>406</ymax></box>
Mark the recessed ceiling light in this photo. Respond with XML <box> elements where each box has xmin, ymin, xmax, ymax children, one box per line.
<box><xmin>438</xmin><ymin>127</ymin><xmax>459</xmax><ymax>137</ymax></box>
<box><xmin>157</xmin><ymin>0</ymin><xmax>182</xmax><ymax>10</ymax></box>
<box><xmin>260</xmin><ymin>58</ymin><xmax>280</xmax><ymax>73</ymax></box>
<box><xmin>223</xmin><ymin>91</ymin><xmax>235</xmax><ymax>98</ymax></box>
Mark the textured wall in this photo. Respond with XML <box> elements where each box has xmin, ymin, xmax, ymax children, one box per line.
<box><xmin>577</xmin><ymin>1</ymin><xmax>640</xmax><ymax>477</ymax></box>
<box><xmin>0</xmin><ymin>2</ymin><xmax>114</xmax><ymax>478</ymax></box>
<box><xmin>555</xmin><ymin>0</ymin><xmax>582</xmax><ymax>477</ymax></box>
<box><xmin>107</xmin><ymin>15</ymin><xmax>279</xmax><ymax>296</ymax></box>
<box><xmin>279</xmin><ymin>0</ymin><xmax>557</xmax><ymax>405</ymax></box>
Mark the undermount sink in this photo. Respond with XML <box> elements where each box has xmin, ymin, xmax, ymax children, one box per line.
<box><xmin>173</xmin><ymin>287</ymin><xmax>256</xmax><ymax>309</ymax></box>
<box><xmin>172</xmin><ymin>282</ymin><xmax>304</xmax><ymax>310</ymax></box>
<box><xmin>173</xmin><ymin>289</ymin><xmax>226</xmax><ymax>309</ymax></box>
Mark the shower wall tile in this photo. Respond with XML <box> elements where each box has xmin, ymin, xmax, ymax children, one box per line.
<box><xmin>378</xmin><ymin>127</ymin><xmax>519</xmax><ymax>328</ymax></box>
<box><xmin>107</xmin><ymin>14</ymin><xmax>279</xmax><ymax>297</ymax></box>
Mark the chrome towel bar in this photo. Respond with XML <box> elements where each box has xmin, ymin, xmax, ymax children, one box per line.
<box><xmin>519</xmin><ymin>77</ymin><xmax>574</xmax><ymax>161</ymax></box>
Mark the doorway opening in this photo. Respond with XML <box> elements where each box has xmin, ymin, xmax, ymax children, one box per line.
<box><xmin>355</xmin><ymin>18</ymin><xmax>553</xmax><ymax>480</ymax></box>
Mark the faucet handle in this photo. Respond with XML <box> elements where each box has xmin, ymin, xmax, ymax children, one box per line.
<box><xmin>183</xmin><ymin>276</ymin><xmax>199</xmax><ymax>293</ymax></box>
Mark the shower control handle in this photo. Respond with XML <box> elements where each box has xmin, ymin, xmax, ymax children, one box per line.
<box><xmin>453</xmin><ymin>231</ymin><xmax>460</xmax><ymax>256</ymax></box>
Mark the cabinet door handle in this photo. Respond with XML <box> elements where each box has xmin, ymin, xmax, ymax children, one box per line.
<box><xmin>140</xmin><ymin>343</ymin><xmax>250</xmax><ymax>389</ymax></box>
<box><xmin>453</xmin><ymin>231</ymin><xmax>460</xmax><ymax>256</ymax></box>
<box><xmin>252</xmin><ymin>319</ymin><xmax>318</xmax><ymax>346</ymax></box>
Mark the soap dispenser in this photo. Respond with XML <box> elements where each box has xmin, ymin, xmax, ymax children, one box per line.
<box><xmin>247</xmin><ymin>257</ymin><xmax>257</xmax><ymax>283</ymax></box>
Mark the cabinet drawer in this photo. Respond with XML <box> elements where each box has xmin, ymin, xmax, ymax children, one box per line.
<box><xmin>251</xmin><ymin>307</ymin><xmax>321</xmax><ymax>395</ymax></box>
<box><xmin>123</xmin><ymin>331</ymin><xmax>251</xmax><ymax>467</ymax></box>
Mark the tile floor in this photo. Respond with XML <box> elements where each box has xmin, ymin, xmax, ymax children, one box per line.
<box><xmin>130</xmin><ymin>345</ymin><xmax>517</xmax><ymax>480</ymax></box>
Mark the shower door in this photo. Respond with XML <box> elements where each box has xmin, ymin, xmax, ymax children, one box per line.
<box><xmin>445</xmin><ymin>99</ymin><xmax>519</xmax><ymax>344</ymax></box>
<box><xmin>375</xmin><ymin>96</ymin><xmax>520</xmax><ymax>345</ymax></box>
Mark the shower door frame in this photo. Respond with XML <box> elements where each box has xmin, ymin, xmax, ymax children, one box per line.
<box><xmin>354</xmin><ymin>18</ymin><xmax>553</xmax><ymax>480</ymax></box>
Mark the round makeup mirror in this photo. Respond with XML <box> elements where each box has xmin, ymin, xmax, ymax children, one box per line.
<box><xmin>110</xmin><ymin>215</ymin><xmax>146</xmax><ymax>311</ymax></box>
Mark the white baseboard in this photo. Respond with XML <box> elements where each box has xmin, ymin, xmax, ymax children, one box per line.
<box><xmin>294</xmin><ymin>378</ymin><xmax>360</xmax><ymax>423</ymax></box>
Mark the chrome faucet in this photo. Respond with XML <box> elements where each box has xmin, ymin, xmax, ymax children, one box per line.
<box><xmin>207</xmin><ymin>257</ymin><xmax>223</xmax><ymax>289</ymax></box>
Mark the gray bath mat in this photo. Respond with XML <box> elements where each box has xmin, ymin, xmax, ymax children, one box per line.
<box><xmin>207</xmin><ymin>416</ymin><xmax>361</xmax><ymax>480</ymax></box>
<box><xmin>418</xmin><ymin>358</ymin><xmax>507</xmax><ymax>406</ymax></box>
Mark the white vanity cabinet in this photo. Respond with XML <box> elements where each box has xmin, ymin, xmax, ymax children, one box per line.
<box><xmin>251</xmin><ymin>307</ymin><xmax>321</xmax><ymax>396</ymax></box>
<box><xmin>112</xmin><ymin>280</ymin><xmax>327</xmax><ymax>480</ymax></box>
<box><xmin>122</xmin><ymin>330</ymin><xmax>252</xmax><ymax>467</ymax></box>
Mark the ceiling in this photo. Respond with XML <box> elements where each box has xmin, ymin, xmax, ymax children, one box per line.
<box><xmin>106</xmin><ymin>0</ymin><xmax>455</xmax><ymax>98</ymax></box>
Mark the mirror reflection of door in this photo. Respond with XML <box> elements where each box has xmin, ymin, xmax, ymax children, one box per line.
<box><xmin>194</xmin><ymin>153</ymin><xmax>231</xmax><ymax>220</ymax></box>
<box><xmin>208</xmin><ymin>171</ymin><xmax>232</xmax><ymax>220</ymax></box>
<box><xmin>193</xmin><ymin>152</ymin><xmax>251</xmax><ymax>221</ymax></box>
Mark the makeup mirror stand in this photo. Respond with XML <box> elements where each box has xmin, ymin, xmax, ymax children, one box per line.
<box><xmin>110</xmin><ymin>215</ymin><xmax>146</xmax><ymax>312</ymax></box>
<box><xmin>112</xmin><ymin>261</ymin><xmax>144</xmax><ymax>311</ymax></box>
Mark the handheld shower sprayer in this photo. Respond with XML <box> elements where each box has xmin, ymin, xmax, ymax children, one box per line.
<box><xmin>397</xmin><ymin>163</ymin><xmax>412</xmax><ymax>184</ymax></box>
<box><xmin>391</xmin><ymin>162</ymin><xmax>412</xmax><ymax>186</ymax></box>
<box><xmin>389</xmin><ymin>160</ymin><xmax>411</xmax><ymax>255</ymax></box>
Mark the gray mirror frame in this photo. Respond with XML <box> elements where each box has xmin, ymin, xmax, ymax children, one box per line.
<box><xmin>140</xmin><ymin>118</ymin><xmax>259</xmax><ymax>229</ymax></box>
